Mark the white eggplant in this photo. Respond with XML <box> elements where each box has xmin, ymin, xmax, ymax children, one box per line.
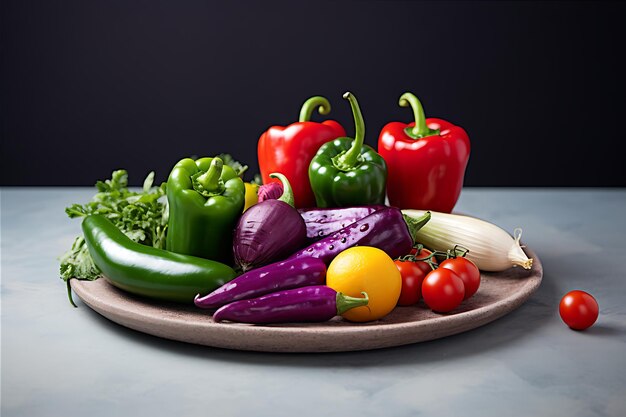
<box><xmin>403</xmin><ymin>209</ymin><xmax>533</xmax><ymax>272</ymax></box>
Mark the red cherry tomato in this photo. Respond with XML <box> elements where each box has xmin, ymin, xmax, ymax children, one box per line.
<box><xmin>409</xmin><ymin>247</ymin><xmax>438</xmax><ymax>275</ymax></box>
<box><xmin>422</xmin><ymin>269</ymin><xmax>465</xmax><ymax>313</ymax></box>
<box><xmin>394</xmin><ymin>260</ymin><xmax>428</xmax><ymax>306</ymax></box>
<box><xmin>559</xmin><ymin>290</ymin><xmax>599</xmax><ymax>330</ymax></box>
<box><xmin>440</xmin><ymin>257</ymin><xmax>481</xmax><ymax>299</ymax></box>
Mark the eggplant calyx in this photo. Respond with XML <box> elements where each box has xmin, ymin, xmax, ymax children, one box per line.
<box><xmin>336</xmin><ymin>291</ymin><xmax>369</xmax><ymax>316</ymax></box>
<box><xmin>402</xmin><ymin>211</ymin><xmax>431</xmax><ymax>243</ymax></box>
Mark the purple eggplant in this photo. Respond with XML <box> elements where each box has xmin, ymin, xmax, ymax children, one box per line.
<box><xmin>233</xmin><ymin>173</ymin><xmax>307</xmax><ymax>272</ymax></box>
<box><xmin>298</xmin><ymin>205</ymin><xmax>386</xmax><ymax>240</ymax></box>
<box><xmin>212</xmin><ymin>286</ymin><xmax>369</xmax><ymax>324</ymax></box>
<box><xmin>288</xmin><ymin>208</ymin><xmax>431</xmax><ymax>265</ymax></box>
<box><xmin>195</xmin><ymin>257</ymin><xmax>326</xmax><ymax>309</ymax></box>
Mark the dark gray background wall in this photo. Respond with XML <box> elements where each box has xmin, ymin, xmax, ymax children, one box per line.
<box><xmin>2</xmin><ymin>0</ymin><xmax>625</xmax><ymax>186</ymax></box>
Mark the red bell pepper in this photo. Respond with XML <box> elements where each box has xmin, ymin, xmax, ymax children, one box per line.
<box><xmin>257</xmin><ymin>96</ymin><xmax>346</xmax><ymax>208</ymax></box>
<box><xmin>378</xmin><ymin>93</ymin><xmax>470</xmax><ymax>213</ymax></box>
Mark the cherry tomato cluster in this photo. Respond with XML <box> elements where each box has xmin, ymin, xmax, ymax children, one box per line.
<box><xmin>396</xmin><ymin>247</ymin><xmax>601</xmax><ymax>329</ymax></box>
<box><xmin>394</xmin><ymin>247</ymin><xmax>481</xmax><ymax>313</ymax></box>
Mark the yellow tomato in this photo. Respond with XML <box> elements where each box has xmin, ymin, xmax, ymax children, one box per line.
<box><xmin>243</xmin><ymin>182</ymin><xmax>259</xmax><ymax>212</ymax></box>
<box><xmin>326</xmin><ymin>246</ymin><xmax>401</xmax><ymax>322</ymax></box>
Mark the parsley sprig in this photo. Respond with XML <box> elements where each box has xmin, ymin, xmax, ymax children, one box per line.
<box><xmin>59</xmin><ymin>170</ymin><xmax>168</xmax><ymax>284</ymax></box>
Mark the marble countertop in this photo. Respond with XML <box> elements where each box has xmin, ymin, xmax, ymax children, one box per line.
<box><xmin>1</xmin><ymin>188</ymin><xmax>625</xmax><ymax>417</ymax></box>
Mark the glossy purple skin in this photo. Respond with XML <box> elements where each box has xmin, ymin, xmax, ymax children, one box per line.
<box><xmin>288</xmin><ymin>207</ymin><xmax>412</xmax><ymax>265</ymax></box>
<box><xmin>212</xmin><ymin>286</ymin><xmax>338</xmax><ymax>324</ymax></box>
<box><xmin>233</xmin><ymin>199</ymin><xmax>307</xmax><ymax>271</ymax></box>
<box><xmin>298</xmin><ymin>205</ymin><xmax>386</xmax><ymax>240</ymax></box>
<box><xmin>194</xmin><ymin>257</ymin><xmax>326</xmax><ymax>309</ymax></box>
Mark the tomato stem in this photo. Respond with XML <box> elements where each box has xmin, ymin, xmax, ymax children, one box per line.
<box><xmin>395</xmin><ymin>243</ymin><xmax>469</xmax><ymax>270</ymax></box>
<box><xmin>449</xmin><ymin>245</ymin><xmax>469</xmax><ymax>259</ymax></box>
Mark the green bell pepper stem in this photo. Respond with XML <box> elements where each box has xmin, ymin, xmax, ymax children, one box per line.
<box><xmin>269</xmin><ymin>172</ymin><xmax>295</xmax><ymax>207</ymax></box>
<box><xmin>334</xmin><ymin>92</ymin><xmax>365</xmax><ymax>169</ymax></box>
<box><xmin>196</xmin><ymin>158</ymin><xmax>223</xmax><ymax>192</ymax></box>
<box><xmin>336</xmin><ymin>291</ymin><xmax>369</xmax><ymax>315</ymax></box>
<box><xmin>399</xmin><ymin>92</ymin><xmax>439</xmax><ymax>139</ymax></box>
<box><xmin>299</xmin><ymin>96</ymin><xmax>332</xmax><ymax>122</ymax></box>
<box><xmin>167</xmin><ymin>157</ymin><xmax>245</xmax><ymax>262</ymax></box>
<box><xmin>402</xmin><ymin>211</ymin><xmax>432</xmax><ymax>242</ymax></box>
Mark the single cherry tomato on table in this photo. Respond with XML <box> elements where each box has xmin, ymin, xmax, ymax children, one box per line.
<box><xmin>394</xmin><ymin>260</ymin><xmax>428</xmax><ymax>306</ymax></box>
<box><xmin>440</xmin><ymin>257</ymin><xmax>481</xmax><ymax>299</ymax></box>
<box><xmin>422</xmin><ymin>268</ymin><xmax>465</xmax><ymax>313</ymax></box>
<box><xmin>559</xmin><ymin>290</ymin><xmax>599</xmax><ymax>330</ymax></box>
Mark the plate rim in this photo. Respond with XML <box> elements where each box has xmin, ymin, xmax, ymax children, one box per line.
<box><xmin>71</xmin><ymin>247</ymin><xmax>542</xmax><ymax>352</ymax></box>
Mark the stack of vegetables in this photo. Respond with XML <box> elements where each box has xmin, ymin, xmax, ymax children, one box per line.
<box><xmin>61</xmin><ymin>91</ymin><xmax>533</xmax><ymax>324</ymax></box>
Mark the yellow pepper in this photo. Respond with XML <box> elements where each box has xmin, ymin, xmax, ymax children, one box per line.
<box><xmin>243</xmin><ymin>182</ymin><xmax>259</xmax><ymax>212</ymax></box>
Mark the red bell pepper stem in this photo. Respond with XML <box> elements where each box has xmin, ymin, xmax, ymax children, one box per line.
<box><xmin>269</xmin><ymin>172</ymin><xmax>295</xmax><ymax>207</ymax></box>
<box><xmin>299</xmin><ymin>96</ymin><xmax>332</xmax><ymax>122</ymax></box>
<box><xmin>334</xmin><ymin>92</ymin><xmax>365</xmax><ymax>170</ymax></box>
<box><xmin>399</xmin><ymin>92</ymin><xmax>439</xmax><ymax>139</ymax></box>
<box><xmin>257</xmin><ymin>97</ymin><xmax>346</xmax><ymax>208</ymax></box>
<box><xmin>196</xmin><ymin>158</ymin><xmax>223</xmax><ymax>192</ymax></box>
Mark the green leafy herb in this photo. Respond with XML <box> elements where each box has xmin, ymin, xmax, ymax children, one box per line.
<box><xmin>216</xmin><ymin>153</ymin><xmax>264</xmax><ymax>185</ymax></box>
<box><xmin>59</xmin><ymin>169</ymin><xmax>169</xmax><ymax>286</ymax></box>
<box><xmin>217</xmin><ymin>153</ymin><xmax>248</xmax><ymax>177</ymax></box>
<box><xmin>251</xmin><ymin>173</ymin><xmax>262</xmax><ymax>185</ymax></box>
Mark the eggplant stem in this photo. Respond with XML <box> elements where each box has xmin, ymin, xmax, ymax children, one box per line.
<box><xmin>336</xmin><ymin>291</ymin><xmax>369</xmax><ymax>316</ymax></box>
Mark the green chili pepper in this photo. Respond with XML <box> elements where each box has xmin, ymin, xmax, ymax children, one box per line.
<box><xmin>308</xmin><ymin>92</ymin><xmax>387</xmax><ymax>207</ymax></box>
<box><xmin>166</xmin><ymin>156</ymin><xmax>245</xmax><ymax>263</ymax></box>
<box><xmin>82</xmin><ymin>214</ymin><xmax>237</xmax><ymax>303</ymax></box>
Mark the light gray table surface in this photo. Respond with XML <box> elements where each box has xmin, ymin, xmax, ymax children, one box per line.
<box><xmin>1</xmin><ymin>188</ymin><xmax>625</xmax><ymax>417</ymax></box>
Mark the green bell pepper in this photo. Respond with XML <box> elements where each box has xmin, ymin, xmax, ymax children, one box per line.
<box><xmin>308</xmin><ymin>92</ymin><xmax>387</xmax><ymax>207</ymax></box>
<box><xmin>166</xmin><ymin>156</ymin><xmax>245</xmax><ymax>263</ymax></box>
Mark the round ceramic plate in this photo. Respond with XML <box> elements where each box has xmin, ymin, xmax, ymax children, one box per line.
<box><xmin>71</xmin><ymin>247</ymin><xmax>542</xmax><ymax>353</ymax></box>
